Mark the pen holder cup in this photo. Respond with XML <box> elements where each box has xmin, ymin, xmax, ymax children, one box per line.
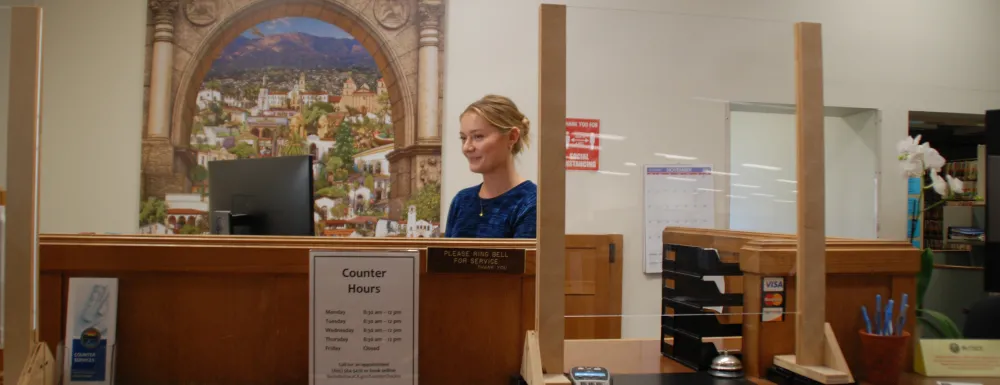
<box><xmin>858</xmin><ymin>330</ymin><xmax>911</xmax><ymax>385</ymax></box>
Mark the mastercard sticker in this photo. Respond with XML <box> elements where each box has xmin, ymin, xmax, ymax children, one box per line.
<box><xmin>764</xmin><ymin>292</ymin><xmax>784</xmax><ymax>307</ymax></box>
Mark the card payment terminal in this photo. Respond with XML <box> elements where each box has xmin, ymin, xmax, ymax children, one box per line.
<box><xmin>568</xmin><ymin>366</ymin><xmax>611</xmax><ymax>385</ymax></box>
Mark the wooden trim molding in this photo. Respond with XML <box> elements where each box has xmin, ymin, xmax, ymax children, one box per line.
<box><xmin>39</xmin><ymin>234</ymin><xmax>538</xmax><ymax>276</ymax></box>
<box><xmin>40</xmin><ymin>233</ymin><xmax>535</xmax><ymax>249</ymax></box>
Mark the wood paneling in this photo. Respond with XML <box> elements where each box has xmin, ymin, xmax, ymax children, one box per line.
<box><xmin>39</xmin><ymin>235</ymin><xmax>536</xmax><ymax>385</ymax></box>
<box><xmin>564</xmin><ymin>235</ymin><xmax>623</xmax><ymax>340</ymax></box>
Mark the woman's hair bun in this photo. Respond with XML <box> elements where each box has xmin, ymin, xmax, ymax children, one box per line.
<box><xmin>462</xmin><ymin>94</ymin><xmax>531</xmax><ymax>155</ymax></box>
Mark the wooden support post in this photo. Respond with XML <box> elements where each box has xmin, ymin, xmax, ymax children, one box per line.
<box><xmin>773</xmin><ymin>22</ymin><xmax>853</xmax><ymax>385</ymax></box>
<box><xmin>793</xmin><ymin>21</ymin><xmax>826</xmax><ymax>367</ymax></box>
<box><xmin>4</xmin><ymin>5</ymin><xmax>44</xmax><ymax>376</ymax></box>
<box><xmin>536</xmin><ymin>2</ymin><xmax>567</xmax><ymax>378</ymax></box>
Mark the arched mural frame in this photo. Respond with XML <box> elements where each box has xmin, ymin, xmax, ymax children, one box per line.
<box><xmin>140</xmin><ymin>0</ymin><xmax>444</xmax><ymax>233</ymax></box>
<box><xmin>168</xmin><ymin>0</ymin><xmax>417</xmax><ymax>150</ymax></box>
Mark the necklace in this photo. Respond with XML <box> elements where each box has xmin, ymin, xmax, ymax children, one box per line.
<box><xmin>479</xmin><ymin>199</ymin><xmax>485</xmax><ymax>217</ymax></box>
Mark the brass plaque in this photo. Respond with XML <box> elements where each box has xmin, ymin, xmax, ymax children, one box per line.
<box><xmin>426</xmin><ymin>247</ymin><xmax>526</xmax><ymax>274</ymax></box>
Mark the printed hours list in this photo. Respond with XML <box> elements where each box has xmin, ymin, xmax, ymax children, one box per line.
<box><xmin>311</xmin><ymin>254</ymin><xmax>418</xmax><ymax>385</ymax></box>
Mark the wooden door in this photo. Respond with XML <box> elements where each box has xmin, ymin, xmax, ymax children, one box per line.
<box><xmin>564</xmin><ymin>234</ymin><xmax>623</xmax><ymax>339</ymax></box>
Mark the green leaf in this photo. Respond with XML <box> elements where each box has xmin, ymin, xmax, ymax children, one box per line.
<box><xmin>918</xmin><ymin>309</ymin><xmax>963</xmax><ymax>339</ymax></box>
<box><xmin>917</xmin><ymin>317</ymin><xmax>948</xmax><ymax>338</ymax></box>
<box><xmin>916</xmin><ymin>248</ymin><xmax>935</xmax><ymax>309</ymax></box>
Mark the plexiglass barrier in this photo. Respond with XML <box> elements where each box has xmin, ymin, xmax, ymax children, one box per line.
<box><xmin>556</xmin><ymin>4</ymin><xmax>924</xmax><ymax>379</ymax></box>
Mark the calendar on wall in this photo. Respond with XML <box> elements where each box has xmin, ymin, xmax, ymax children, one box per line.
<box><xmin>643</xmin><ymin>165</ymin><xmax>716</xmax><ymax>274</ymax></box>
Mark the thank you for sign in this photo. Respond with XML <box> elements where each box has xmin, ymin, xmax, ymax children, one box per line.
<box><xmin>566</xmin><ymin>118</ymin><xmax>600</xmax><ymax>171</ymax></box>
<box><xmin>310</xmin><ymin>250</ymin><xmax>419</xmax><ymax>385</ymax></box>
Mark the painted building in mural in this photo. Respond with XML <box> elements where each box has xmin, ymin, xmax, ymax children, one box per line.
<box><xmin>138</xmin><ymin>2</ymin><xmax>445</xmax><ymax>237</ymax></box>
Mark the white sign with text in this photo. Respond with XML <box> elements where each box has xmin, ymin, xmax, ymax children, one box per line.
<box><xmin>64</xmin><ymin>277</ymin><xmax>118</xmax><ymax>384</ymax></box>
<box><xmin>309</xmin><ymin>250</ymin><xmax>420</xmax><ymax>385</ymax></box>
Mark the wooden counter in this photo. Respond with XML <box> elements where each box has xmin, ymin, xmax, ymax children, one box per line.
<box><xmin>565</xmin><ymin>339</ymin><xmax>1000</xmax><ymax>385</ymax></box>
<box><xmin>663</xmin><ymin>228</ymin><xmax>921</xmax><ymax>379</ymax></box>
<box><xmin>39</xmin><ymin>234</ymin><xmax>537</xmax><ymax>385</ymax></box>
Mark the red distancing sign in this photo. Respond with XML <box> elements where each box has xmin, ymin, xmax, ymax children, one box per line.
<box><xmin>565</xmin><ymin>118</ymin><xmax>600</xmax><ymax>171</ymax></box>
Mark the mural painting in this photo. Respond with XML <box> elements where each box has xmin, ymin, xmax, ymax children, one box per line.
<box><xmin>138</xmin><ymin>0</ymin><xmax>445</xmax><ymax>238</ymax></box>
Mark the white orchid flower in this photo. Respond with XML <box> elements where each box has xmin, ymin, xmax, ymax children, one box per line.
<box><xmin>896</xmin><ymin>135</ymin><xmax>950</xmax><ymax>178</ymax></box>
<box><xmin>929</xmin><ymin>171</ymin><xmax>949</xmax><ymax>196</ymax></box>
<box><xmin>900</xmin><ymin>158</ymin><xmax>924</xmax><ymax>177</ymax></box>
<box><xmin>946</xmin><ymin>175</ymin><xmax>964</xmax><ymax>194</ymax></box>
<box><xmin>897</xmin><ymin>135</ymin><xmax>922</xmax><ymax>156</ymax></box>
<box><xmin>922</xmin><ymin>147</ymin><xmax>946</xmax><ymax>171</ymax></box>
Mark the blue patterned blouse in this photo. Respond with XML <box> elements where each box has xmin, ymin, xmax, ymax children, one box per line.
<box><xmin>444</xmin><ymin>181</ymin><xmax>537</xmax><ymax>238</ymax></box>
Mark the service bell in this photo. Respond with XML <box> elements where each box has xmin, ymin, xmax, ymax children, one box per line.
<box><xmin>708</xmin><ymin>350</ymin><xmax>744</xmax><ymax>378</ymax></box>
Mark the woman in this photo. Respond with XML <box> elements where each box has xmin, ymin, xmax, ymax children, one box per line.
<box><xmin>445</xmin><ymin>95</ymin><xmax>537</xmax><ymax>238</ymax></box>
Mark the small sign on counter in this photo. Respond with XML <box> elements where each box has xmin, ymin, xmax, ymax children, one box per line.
<box><xmin>916</xmin><ymin>339</ymin><xmax>1000</xmax><ymax>377</ymax></box>
<box><xmin>426</xmin><ymin>247</ymin><xmax>526</xmax><ymax>274</ymax></box>
<box><xmin>64</xmin><ymin>277</ymin><xmax>119</xmax><ymax>384</ymax></box>
<box><xmin>309</xmin><ymin>250</ymin><xmax>420</xmax><ymax>385</ymax></box>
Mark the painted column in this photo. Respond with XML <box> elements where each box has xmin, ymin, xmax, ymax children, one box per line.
<box><xmin>146</xmin><ymin>0</ymin><xmax>178</xmax><ymax>138</ymax></box>
<box><xmin>416</xmin><ymin>0</ymin><xmax>443</xmax><ymax>142</ymax></box>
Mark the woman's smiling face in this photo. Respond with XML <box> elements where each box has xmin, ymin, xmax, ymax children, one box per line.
<box><xmin>459</xmin><ymin>112</ymin><xmax>518</xmax><ymax>174</ymax></box>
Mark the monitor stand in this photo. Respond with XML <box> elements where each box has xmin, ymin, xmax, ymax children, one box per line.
<box><xmin>211</xmin><ymin>211</ymin><xmax>253</xmax><ymax>235</ymax></box>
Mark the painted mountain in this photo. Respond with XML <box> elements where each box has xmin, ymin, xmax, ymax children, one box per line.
<box><xmin>209</xmin><ymin>32</ymin><xmax>377</xmax><ymax>74</ymax></box>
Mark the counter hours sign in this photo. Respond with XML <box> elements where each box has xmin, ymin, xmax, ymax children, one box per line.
<box><xmin>566</xmin><ymin>118</ymin><xmax>600</xmax><ymax>171</ymax></box>
<box><xmin>309</xmin><ymin>250</ymin><xmax>419</xmax><ymax>385</ymax></box>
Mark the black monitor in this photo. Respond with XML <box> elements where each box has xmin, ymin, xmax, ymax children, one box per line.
<box><xmin>986</xmin><ymin>109</ymin><xmax>999</xmax><ymax>292</ymax></box>
<box><xmin>208</xmin><ymin>155</ymin><xmax>315</xmax><ymax>236</ymax></box>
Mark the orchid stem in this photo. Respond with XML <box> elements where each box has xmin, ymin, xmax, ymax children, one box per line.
<box><xmin>923</xmin><ymin>200</ymin><xmax>946</xmax><ymax>212</ymax></box>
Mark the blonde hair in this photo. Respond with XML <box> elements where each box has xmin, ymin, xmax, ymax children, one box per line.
<box><xmin>462</xmin><ymin>94</ymin><xmax>531</xmax><ymax>155</ymax></box>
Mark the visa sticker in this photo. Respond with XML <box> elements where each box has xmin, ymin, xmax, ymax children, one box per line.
<box><xmin>763</xmin><ymin>277</ymin><xmax>785</xmax><ymax>292</ymax></box>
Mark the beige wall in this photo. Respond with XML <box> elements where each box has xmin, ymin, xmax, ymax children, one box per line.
<box><xmin>1</xmin><ymin>0</ymin><xmax>146</xmax><ymax>233</ymax></box>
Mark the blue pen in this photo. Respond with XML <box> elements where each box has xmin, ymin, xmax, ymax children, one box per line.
<box><xmin>884</xmin><ymin>299</ymin><xmax>895</xmax><ymax>336</ymax></box>
<box><xmin>861</xmin><ymin>306</ymin><xmax>873</xmax><ymax>334</ymax></box>
<box><xmin>897</xmin><ymin>302</ymin><xmax>909</xmax><ymax>336</ymax></box>
<box><xmin>897</xmin><ymin>294</ymin><xmax>909</xmax><ymax>336</ymax></box>
<box><xmin>876</xmin><ymin>295</ymin><xmax>883</xmax><ymax>334</ymax></box>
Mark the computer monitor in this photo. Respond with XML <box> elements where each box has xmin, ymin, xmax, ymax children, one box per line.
<box><xmin>208</xmin><ymin>155</ymin><xmax>315</xmax><ymax>236</ymax></box>
<box><xmin>986</xmin><ymin>109</ymin><xmax>999</xmax><ymax>292</ymax></box>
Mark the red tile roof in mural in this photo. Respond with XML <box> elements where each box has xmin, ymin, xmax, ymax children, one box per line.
<box><xmin>324</xmin><ymin>229</ymin><xmax>357</xmax><ymax>237</ymax></box>
<box><xmin>167</xmin><ymin>208</ymin><xmax>206</xmax><ymax>215</ymax></box>
<box><xmin>346</xmin><ymin>216</ymin><xmax>379</xmax><ymax>224</ymax></box>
